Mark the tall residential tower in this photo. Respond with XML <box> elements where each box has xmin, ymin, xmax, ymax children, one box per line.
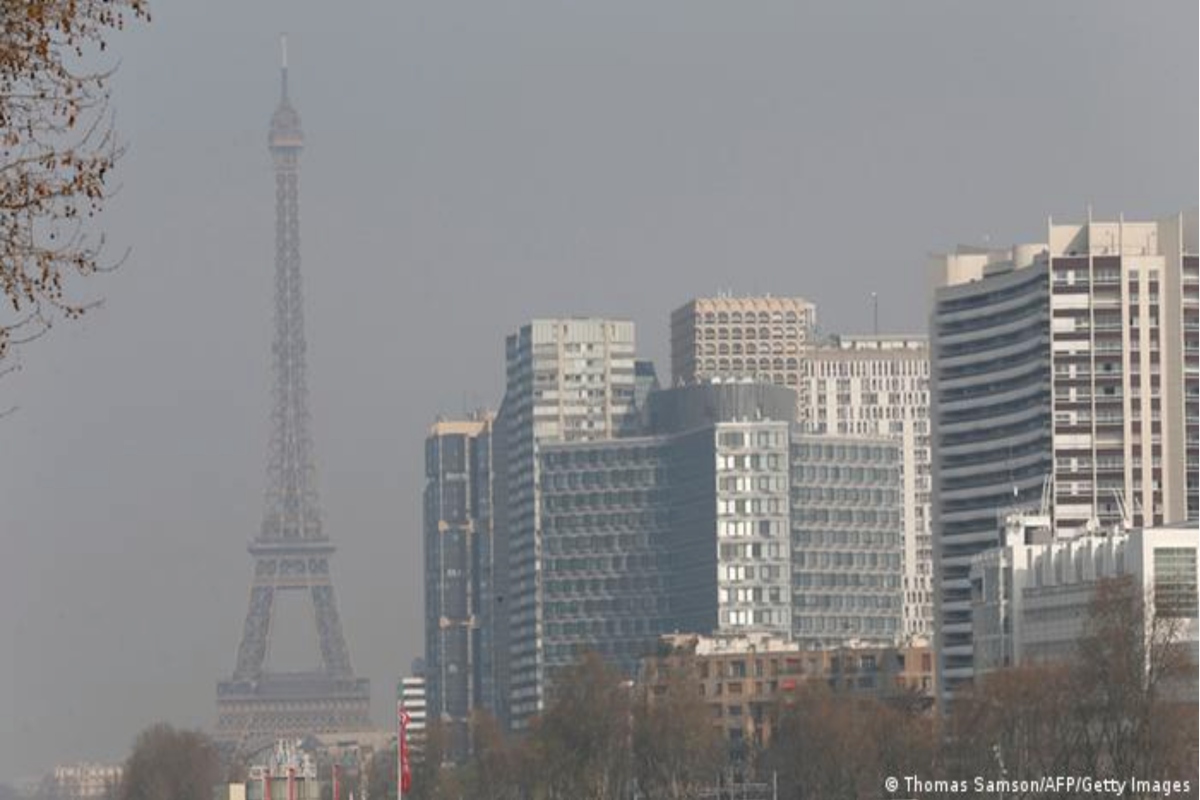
<box><xmin>929</xmin><ymin>209</ymin><xmax>1199</xmax><ymax>698</ymax></box>
<box><xmin>423</xmin><ymin>413</ymin><xmax>496</xmax><ymax>761</ymax></box>
<box><xmin>498</xmin><ymin>319</ymin><xmax>639</xmax><ymax>728</ymax></box>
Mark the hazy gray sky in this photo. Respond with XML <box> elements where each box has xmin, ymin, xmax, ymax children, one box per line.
<box><xmin>1</xmin><ymin>0</ymin><xmax>1195</xmax><ymax>781</ymax></box>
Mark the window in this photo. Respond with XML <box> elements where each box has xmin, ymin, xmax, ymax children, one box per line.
<box><xmin>1155</xmin><ymin>548</ymin><xmax>1198</xmax><ymax>617</ymax></box>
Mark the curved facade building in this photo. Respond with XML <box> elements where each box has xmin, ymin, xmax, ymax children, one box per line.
<box><xmin>930</xmin><ymin>210</ymin><xmax>1198</xmax><ymax>701</ymax></box>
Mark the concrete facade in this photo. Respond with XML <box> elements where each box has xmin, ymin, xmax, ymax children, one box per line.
<box><xmin>539</xmin><ymin>437</ymin><xmax>672</xmax><ymax>686</ymax></box>
<box><xmin>797</xmin><ymin>336</ymin><xmax>932</xmax><ymax>641</ymax></box>
<box><xmin>530</xmin><ymin>383</ymin><xmax>905</xmax><ymax>706</ymax></box>
<box><xmin>971</xmin><ymin>525</ymin><xmax>1199</xmax><ymax>678</ymax></box>
<box><xmin>931</xmin><ymin>209</ymin><xmax>1199</xmax><ymax>699</ymax></box>
<box><xmin>670</xmin><ymin>296</ymin><xmax>817</xmax><ymax>388</ymax></box>
<box><xmin>500</xmin><ymin>319</ymin><xmax>639</xmax><ymax>728</ymax></box>
<box><xmin>671</xmin><ymin>300</ymin><xmax>932</xmax><ymax>643</ymax></box>
<box><xmin>790</xmin><ymin>436</ymin><xmax>904</xmax><ymax>647</ymax></box>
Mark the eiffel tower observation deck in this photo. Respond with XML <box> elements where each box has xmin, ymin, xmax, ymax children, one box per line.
<box><xmin>216</xmin><ymin>37</ymin><xmax>370</xmax><ymax>753</ymax></box>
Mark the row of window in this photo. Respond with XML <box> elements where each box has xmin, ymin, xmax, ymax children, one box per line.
<box><xmin>696</xmin><ymin>309</ymin><xmax>807</xmax><ymax>325</ymax></box>
<box><xmin>793</xmin><ymin>572</ymin><xmax>902</xmax><ymax>590</ymax></box>
<box><xmin>720</xmin><ymin>586</ymin><xmax>786</xmax><ymax>605</ymax></box>
<box><xmin>718</xmin><ymin>498</ymin><xmax>785</xmax><ymax>515</ymax></box>
<box><xmin>721</xmin><ymin>519</ymin><xmax>786</xmax><ymax>539</ymax></box>
<box><xmin>718</xmin><ymin>452</ymin><xmax>785</xmax><ymax>471</ymax></box>
<box><xmin>793</xmin><ymin>467</ymin><xmax>895</xmax><ymax>485</ymax></box>
<box><xmin>721</xmin><ymin>608</ymin><xmax>785</xmax><ymax>627</ymax></box>
<box><xmin>794</xmin><ymin>593</ymin><xmax>900</xmax><ymax>610</ymax></box>
<box><xmin>702</xmin><ymin>341</ymin><xmax>800</xmax><ymax>355</ymax></box>
<box><xmin>794</xmin><ymin>551</ymin><xmax>902</xmax><ymax>570</ymax></box>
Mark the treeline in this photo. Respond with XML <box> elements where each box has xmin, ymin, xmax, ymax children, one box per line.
<box><xmin>110</xmin><ymin>577</ymin><xmax>1196</xmax><ymax>800</ymax></box>
<box><xmin>392</xmin><ymin>577</ymin><xmax>1199</xmax><ymax>800</ymax></box>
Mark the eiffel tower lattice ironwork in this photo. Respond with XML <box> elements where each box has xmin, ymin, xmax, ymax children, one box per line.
<box><xmin>216</xmin><ymin>37</ymin><xmax>370</xmax><ymax>751</ymax></box>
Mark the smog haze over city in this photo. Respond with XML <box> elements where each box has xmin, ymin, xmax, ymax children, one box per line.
<box><xmin>0</xmin><ymin>0</ymin><xmax>1196</xmax><ymax>786</ymax></box>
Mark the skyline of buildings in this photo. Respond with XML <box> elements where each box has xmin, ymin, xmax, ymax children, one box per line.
<box><xmin>415</xmin><ymin>208</ymin><xmax>1196</xmax><ymax>757</ymax></box>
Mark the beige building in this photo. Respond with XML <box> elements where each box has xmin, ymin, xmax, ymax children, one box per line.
<box><xmin>797</xmin><ymin>335</ymin><xmax>933</xmax><ymax>642</ymax></box>
<box><xmin>670</xmin><ymin>296</ymin><xmax>817</xmax><ymax>388</ymax></box>
<box><xmin>639</xmin><ymin>633</ymin><xmax>935</xmax><ymax>752</ymax></box>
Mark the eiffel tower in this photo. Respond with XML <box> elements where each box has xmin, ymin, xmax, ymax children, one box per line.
<box><xmin>216</xmin><ymin>37</ymin><xmax>370</xmax><ymax>752</ymax></box>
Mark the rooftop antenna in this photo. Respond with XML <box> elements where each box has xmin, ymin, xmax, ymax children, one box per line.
<box><xmin>870</xmin><ymin>292</ymin><xmax>878</xmax><ymax>336</ymax></box>
<box><xmin>280</xmin><ymin>33</ymin><xmax>289</xmax><ymax>100</ymax></box>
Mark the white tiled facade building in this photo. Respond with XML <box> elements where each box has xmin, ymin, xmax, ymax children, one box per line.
<box><xmin>399</xmin><ymin>674</ymin><xmax>428</xmax><ymax>758</ymax></box>
<box><xmin>797</xmin><ymin>336</ymin><xmax>932</xmax><ymax>642</ymax></box>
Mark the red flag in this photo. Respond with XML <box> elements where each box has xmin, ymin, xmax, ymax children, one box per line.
<box><xmin>397</xmin><ymin>703</ymin><xmax>412</xmax><ymax>794</ymax></box>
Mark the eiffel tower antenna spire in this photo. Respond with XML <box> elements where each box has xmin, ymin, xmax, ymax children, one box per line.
<box><xmin>216</xmin><ymin>40</ymin><xmax>370</xmax><ymax>754</ymax></box>
<box><xmin>280</xmin><ymin>33</ymin><xmax>289</xmax><ymax>99</ymax></box>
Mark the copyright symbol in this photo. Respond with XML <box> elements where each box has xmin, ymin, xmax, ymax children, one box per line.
<box><xmin>885</xmin><ymin>776</ymin><xmax>899</xmax><ymax>793</ymax></box>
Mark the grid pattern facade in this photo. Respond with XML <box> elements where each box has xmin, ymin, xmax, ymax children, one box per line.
<box><xmin>790</xmin><ymin>437</ymin><xmax>904</xmax><ymax>647</ymax></box>
<box><xmin>539</xmin><ymin>439</ymin><xmax>671</xmax><ymax>692</ymax></box>
<box><xmin>503</xmin><ymin>319</ymin><xmax>638</xmax><ymax>728</ymax></box>
<box><xmin>798</xmin><ymin>336</ymin><xmax>932</xmax><ymax>640</ymax></box>
<box><xmin>423</xmin><ymin>415</ymin><xmax>494</xmax><ymax>762</ymax></box>
<box><xmin>714</xmin><ymin>423</ymin><xmax>793</xmax><ymax>635</ymax></box>
<box><xmin>670</xmin><ymin>296</ymin><xmax>816</xmax><ymax>387</ymax></box>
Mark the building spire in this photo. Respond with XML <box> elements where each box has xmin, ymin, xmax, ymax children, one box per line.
<box><xmin>280</xmin><ymin>33</ymin><xmax>289</xmax><ymax>101</ymax></box>
<box><xmin>269</xmin><ymin>33</ymin><xmax>302</xmax><ymax>150</ymax></box>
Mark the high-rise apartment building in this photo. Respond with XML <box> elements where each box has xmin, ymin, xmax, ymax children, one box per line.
<box><xmin>648</xmin><ymin>383</ymin><xmax>799</xmax><ymax>638</ymax></box>
<box><xmin>670</xmin><ymin>296</ymin><xmax>817</xmax><ymax>388</ymax></box>
<box><xmin>673</xmin><ymin>299</ymin><xmax>932</xmax><ymax>642</ymax></box>
<box><xmin>797</xmin><ymin>336</ymin><xmax>932</xmax><ymax>640</ymax></box>
<box><xmin>531</xmin><ymin>382</ymin><xmax>904</xmax><ymax>704</ymax></box>
<box><xmin>930</xmin><ymin>210</ymin><xmax>1198</xmax><ymax>698</ymax></box>
<box><xmin>423</xmin><ymin>413</ymin><xmax>495</xmax><ymax>762</ymax></box>
<box><xmin>499</xmin><ymin>319</ymin><xmax>639</xmax><ymax>728</ymax></box>
<box><xmin>533</xmin><ymin>383</ymin><xmax>795</xmax><ymax>709</ymax></box>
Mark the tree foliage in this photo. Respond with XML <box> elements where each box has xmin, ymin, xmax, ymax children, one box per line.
<box><xmin>527</xmin><ymin>652</ymin><xmax>634</xmax><ymax>800</ymax></box>
<box><xmin>764</xmin><ymin>683</ymin><xmax>937</xmax><ymax>800</ymax></box>
<box><xmin>0</xmin><ymin>0</ymin><xmax>149</xmax><ymax>358</ymax></box>
<box><xmin>117</xmin><ymin>723</ymin><xmax>220</xmax><ymax>800</ymax></box>
<box><xmin>945</xmin><ymin>576</ymin><xmax>1198</xmax><ymax>793</ymax></box>
<box><xmin>632</xmin><ymin>655</ymin><xmax>725</xmax><ymax>800</ymax></box>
